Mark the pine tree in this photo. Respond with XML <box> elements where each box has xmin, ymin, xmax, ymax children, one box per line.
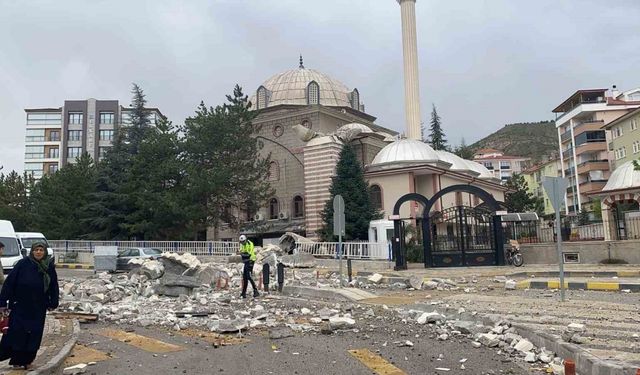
<box><xmin>319</xmin><ymin>144</ymin><xmax>382</xmax><ymax>241</ymax></box>
<box><xmin>504</xmin><ymin>173</ymin><xmax>542</xmax><ymax>213</ymax></box>
<box><xmin>0</xmin><ymin>171</ymin><xmax>34</xmax><ymax>231</ymax></box>
<box><xmin>30</xmin><ymin>153</ymin><xmax>97</xmax><ymax>239</ymax></box>
<box><xmin>428</xmin><ymin>104</ymin><xmax>448</xmax><ymax>151</ymax></box>
<box><xmin>453</xmin><ymin>137</ymin><xmax>474</xmax><ymax>159</ymax></box>
<box><xmin>84</xmin><ymin>83</ymin><xmax>153</xmax><ymax>239</ymax></box>
<box><xmin>181</xmin><ymin>85</ymin><xmax>272</xmax><ymax>236</ymax></box>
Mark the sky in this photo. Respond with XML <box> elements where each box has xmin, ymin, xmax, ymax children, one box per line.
<box><xmin>1</xmin><ymin>0</ymin><xmax>639</xmax><ymax>173</ymax></box>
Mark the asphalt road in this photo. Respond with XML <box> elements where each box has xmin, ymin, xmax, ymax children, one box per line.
<box><xmin>59</xmin><ymin>319</ymin><xmax>530</xmax><ymax>375</ymax></box>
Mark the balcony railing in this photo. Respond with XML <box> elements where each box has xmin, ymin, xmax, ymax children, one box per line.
<box><xmin>576</xmin><ymin>160</ymin><xmax>609</xmax><ymax>175</ymax></box>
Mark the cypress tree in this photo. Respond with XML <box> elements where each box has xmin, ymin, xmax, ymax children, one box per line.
<box><xmin>428</xmin><ymin>104</ymin><xmax>448</xmax><ymax>151</ymax></box>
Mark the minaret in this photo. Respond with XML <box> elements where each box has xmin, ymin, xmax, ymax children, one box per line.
<box><xmin>397</xmin><ymin>0</ymin><xmax>422</xmax><ymax>140</ymax></box>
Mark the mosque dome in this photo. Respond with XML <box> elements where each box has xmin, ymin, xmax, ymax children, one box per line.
<box><xmin>602</xmin><ymin>161</ymin><xmax>640</xmax><ymax>191</ymax></box>
<box><xmin>465</xmin><ymin>160</ymin><xmax>495</xmax><ymax>179</ymax></box>
<box><xmin>371</xmin><ymin>139</ymin><xmax>440</xmax><ymax>166</ymax></box>
<box><xmin>250</xmin><ymin>57</ymin><xmax>362</xmax><ymax>111</ymax></box>
<box><xmin>436</xmin><ymin>151</ymin><xmax>474</xmax><ymax>173</ymax></box>
<box><xmin>338</xmin><ymin>123</ymin><xmax>373</xmax><ymax>133</ymax></box>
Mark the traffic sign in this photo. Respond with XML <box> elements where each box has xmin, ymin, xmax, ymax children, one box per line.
<box><xmin>542</xmin><ymin>176</ymin><xmax>569</xmax><ymax>212</ymax></box>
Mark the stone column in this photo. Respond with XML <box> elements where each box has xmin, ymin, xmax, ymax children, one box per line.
<box><xmin>398</xmin><ymin>0</ymin><xmax>422</xmax><ymax>140</ymax></box>
<box><xmin>602</xmin><ymin>204</ymin><xmax>614</xmax><ymax>241</ymax></box>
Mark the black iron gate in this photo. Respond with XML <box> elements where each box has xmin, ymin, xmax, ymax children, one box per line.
<box><xmin>428</xmin><ymin>205</ymin><xmax>498</xmax><ymax>267</ymax></box>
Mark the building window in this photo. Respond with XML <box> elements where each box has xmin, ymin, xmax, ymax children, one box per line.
<box><xmin>48</xmin><ymin>147</ymin><xmax>59</xmax><ymax>158</ymax></box>
<box><xmin>25</xmin><ymin>129</ymin><xmax>45</xmax><ymax>142</ymax></box>
<box><xmin>634</xmin><ymin>141</ymin><xmax>640</xmax><ymax>154</ymax></box>
<box><xmin>49</xmin><ymin>130</ymin><xmax>60</xmax><ymax>141</ymax></box>
<box><xmin>293</xmin><ymin>195</ymin><xmax>304</xmax><ymax>218</ymax></box>
<box><xmin>307</xmin><ymin>81</ymin><xmax>319</xmax><ymax>105</ymax></box>
<box><xmin>67</xmin><ymin>147</ymin><xmax>82</xmax><ymax>159</ymax></box>
<box><xmin>99</xmin><ymin>112</ymin><xmax>114</xmax><ymax>124</ymax></box>
<box><xmin>68</xmin><ymin>130</ymin><xmax>82</xmax><ymax>141</ymax></box>
<box><xmin>27</xmin><ymin>113</ymin><xmax>61</xmax><ymax>125</ymax></box>
<box><xmin>351</xmin><ymin>88</ymin><xmax>360</xmax><ymax>110</ymax></box>
<box><xmin>616</xmin><ymin>147</ymin><xmax>627</xmax><ymax>160</ymax></box>
<box><xmin>25</xmin><ymin>146</ymin><xmax>44</xmax><ymax>159</ymax></box>
<box><xmin>483</xmin><ymin>161</ymin><xmax>494</xmax><ymax>170</ymax></box>
<box><xmin>613</xmin><ymin>126</ymin><xmax>624</xmax><ymax>139</ymax></box>
<box><xmin>269</xmin><ymin>198</ymin><xmax>279</xmax><ymax>220</ymax></box>
<box><xmin>99</xmin><ymin>130</ymin><xmax>115</xmax><ymax>141</ymax></box>
<box><xmin>632</xmin><ymin>119</ymin><xmax>638</xmax><ymax>131</ymax></box>
<box><xmin>500</xmin><ymin>161</ymin><xmax>511</xmax><ymax>169</ymax></box>
<box><xmin>272</xmin><ymin>125</ymin><xmax>284</xmax><ymax>138</ymax></box>
<box><xmin>268</xmin><ymin>161</ymin><xmax>279</xmax><ymax>181</ymax></box>
<box><xmin>257</xmin><ymin>86</ymin><xmax>268</xmax><ymax>109</ymax></box>
<box><xmin>369</xmin><ymin>185</ymin><xmax>382</xmax><ymax>210</ymax></box>
<box><xmin>301</xmin><ymin>119</ymin><xmax>312</xmax><ymax>129</ymax></box>
<box><xmin>24</xmin><ymin>163</ymin><xmax>43</xmax><ymax>177</ymax></box>
<box><xmin>48</xmin><ymin>164</ymin><xmax>58</xmax><ymax>174</ymax></box>
<box><xmin>68</xmin><ymin>112</ymin><xmax>83</xmax><ymax>125</ymax></box>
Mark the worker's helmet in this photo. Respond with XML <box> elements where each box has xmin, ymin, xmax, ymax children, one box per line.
<box><xmin>239</xmin><ymin>235</ymin><xmax>247</xmax><ymax>243</ymax></box>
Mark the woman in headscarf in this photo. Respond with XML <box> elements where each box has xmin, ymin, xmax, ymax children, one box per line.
<box><xmin>0</xmin><ymin>242</ymin><xmax>59</xmax><ymax>369</ymax></box>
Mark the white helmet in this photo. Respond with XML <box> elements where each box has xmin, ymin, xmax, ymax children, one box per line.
<box><xmin>239</xmin><ymin>235</ymin><xmax>247</xmax><ymax>242</ymax></box>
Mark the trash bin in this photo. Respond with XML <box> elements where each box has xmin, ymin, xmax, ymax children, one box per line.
<box><xmin>94</xmin><ymin>246</ymin><xmax>118</xmax><ymax>272</ymax></box>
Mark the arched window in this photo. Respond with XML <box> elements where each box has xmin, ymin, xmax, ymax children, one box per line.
<box><xmin>257</xmin><ymin>86</ymin><xmax>268</xmax><ymax>109</ymax></box>
<box><xmin>268</xmin><ymin>161</ymin><xmax>279</xmax><ymax>181</ymax></box>
<box><xmin>269</xmin><ymin>198</ymin><xmax>279</xmax><ymax>220</ymax></box>
<box><xmin>307</xmin><ymin>81</ymin><xmax>319</xmax><ymax>105</ymax></box>
<box><xmin>370</xmin><ymin>185</ymin><xmax>382</xmax><ymax>210</ymax></box>
<box><xmin>351</xmin><ymin>88</ymin><xmax>360</xmax><ymax>110</ymax></box>
<box><xmin>293</xmin><ymin>195</ymin><xmax>304</xmax><ymax>218</ymax></box>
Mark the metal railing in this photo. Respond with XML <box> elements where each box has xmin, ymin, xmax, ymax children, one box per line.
<box><xmin>504</xmin><ymin>222</ymin><xmax>604</xmax><ymax>243</ymax></box>
<box><xmin>296</xmin><ymin>241</ymin><xmax>391</xmax><ymax>260</ymax></box>
<box><xmin>49</xmin><ymin>240</ymin><xmax>392</xmax><ymax>260</ymax></box>
<box><xmin>48</xmin><ymin>240</ymin><xmax>239</xmax><ymax>256</ymax></box>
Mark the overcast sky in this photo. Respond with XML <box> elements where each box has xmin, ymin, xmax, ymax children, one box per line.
<box><xmin>1</xmin><ymin>0</ymin><xmax>639</xmax><ymax>173</ymax></box>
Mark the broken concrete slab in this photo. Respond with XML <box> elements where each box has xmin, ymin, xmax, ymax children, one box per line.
<box><xmin>279</xmin><ymin>253</ymin><xmax>316</xmax><ymax>268</ymax></box>
<box><xmin>408</xmin><ymin>275</ymin><xmax>423</xmax><ymax>290</ymax></box>
<box><xmin>368</xmin><ymin>273</ymin><xmax>384</xmax><ymax>284</ymax></box>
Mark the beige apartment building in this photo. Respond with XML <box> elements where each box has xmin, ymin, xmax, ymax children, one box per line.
<box><xmin>603</xmin><ymin>106</ymin><xmax>640</xmax><ymax>170</ymax></box>
<box><xmin>552</xmin><ymin>86</ymin><xmax>640</xmax><ymax>215</ymax></box>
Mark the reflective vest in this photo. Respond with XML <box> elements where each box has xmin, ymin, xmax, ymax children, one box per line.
<box><xmin>240</xmin><ymin>240</ymin><xmax>256</xmax><ymax>262</ymax></box>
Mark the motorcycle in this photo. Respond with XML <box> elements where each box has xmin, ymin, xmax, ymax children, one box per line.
<box><xmin>506</xmin><ymin>240</ymin><xmax>524</xmax><ymax>267</ymax></box>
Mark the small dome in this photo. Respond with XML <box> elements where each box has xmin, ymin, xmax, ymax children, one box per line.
<box><xmin>338</xmin><ymin>123</ymin><xmax>373</xmax><ymax>133</ymax></box>
<box><xmin>465</xmin><ymin>160</ymin><xmax>495</xmax><ymax>179</ymax></box>
<box><xmin>371</xmin><ymin>139</ymin><xmax>440</xmax><ymax>166</ymax></box>
<box><xmin>603</xmin><ymin>161</ymin><xmax>640</xmax><ymax>191</ymax></box>
<box><xmin>250</xmin><ymin>67</ymin><xmax>355</xmax><ymax>108</ymax></box>
<box><xmin>436</xmin><ymin>151</ymin><xmax>473</xmax><ymax>172</ymax></box>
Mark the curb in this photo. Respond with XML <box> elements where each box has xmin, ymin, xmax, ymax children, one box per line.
<box><xmin>508</xmin><ymin>270</ymin><xmax>640</xmax><ymax>278</ymax></box>
<box><xmin>27</xmin><ymin>319</ymin><xmax>79</xmax><ymax>375</ymax></box>
<box><xmin>57</xmin><ymin>264</ymin><xmax>94</xmax><ymax>270</ymax></box>
<box><xmin>516</xmin><ymin>279</ymin><xmax>640</xmax><ymax>292</ymax></box>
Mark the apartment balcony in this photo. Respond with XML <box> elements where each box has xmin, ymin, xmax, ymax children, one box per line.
<box><xmin>573</xmin><ymin>120</ymin><xmax>605</xmax><ymax>138</ymax></box>
<box><xmin>564</xmin><ymin>168</ymin><xmax>574</xmax><ymax>176</ymax></box>
<box><xmin>578</xmin><ymin>180</ymin><xmax>607</xmax><ymax>193</ymax></box>
<box><xmin>575</xmin><ymin>141</ymin><xmax>606</xmax><ymax>155</ymax></box>
<box><xmin>562</xmin><ymin>148</ymin><xmax>574</xmax><ymax>160</ymax></box>
<box><xmin>576</xmin><ymin>160</ymin><xmax>609</xmax><ymax>175</ymax></box>
<box><xmin>560</xmin><ymin>130</ymin><xmax>572</xmax><ymax>143</ymax></box>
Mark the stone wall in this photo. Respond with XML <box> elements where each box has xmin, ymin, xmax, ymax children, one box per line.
<box><xmin>520</xmin><ymin>240</ymin><xmax>640</xmax><ymax>264</ymax></box>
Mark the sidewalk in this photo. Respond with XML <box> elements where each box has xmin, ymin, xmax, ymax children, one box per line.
<box><xmin>0</xmin><ymin>315</ymin><xmax>78</xmax><ymax>375</ymax></box>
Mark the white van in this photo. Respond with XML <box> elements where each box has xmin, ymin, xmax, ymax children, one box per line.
<box><xmin>0</xmin><ymin>220</ymin><xmax>24</xmax><ymax>273</ymax></box>
<box><xmin>16</xmin><ymin>232</ymin><xmax>55</xmax><ymax>263</ymax></box>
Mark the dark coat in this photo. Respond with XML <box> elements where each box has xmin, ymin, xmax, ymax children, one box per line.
<box><xmin>0</xmin><ymin>257</ymin><xmax>59</xmax><ymax>357</ymax></box>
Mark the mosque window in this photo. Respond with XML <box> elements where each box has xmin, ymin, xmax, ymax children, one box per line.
<box><xmin>351</xmin><ymin>89</ymin><xmax>360</xmax><ymax>110</ymax></box>
<box><xmin>293</xmin><ymin>195</ymin><xmax>304</xmax><ymax>218</ymax></box>
<box><xmin>269</xmin><ymin>198</ymin><xmax>279</xmax><ymax>220</ymax></box>
<box><xmin>257</xmin><ymin>86</ymin><xmax>268</xmax><ymax>109</ymax></box>
<box><xmin>370</xmin><ymin>185</ymin><xmax>383</xmax><ymax>210</ymax></box>
<box><xmin>307</xmin><ymin>81</ymin><xmax>319</xmax><ymax>105</ymax></box>
<box><xmin>273</xmin><ymin>124</ymin><xmax>284</xmax><ymax>138</ymax></box>
<box><xmin>268</xmin><ymin>161</ymin><xmax>280</xmax><ymax>181</ymax></box>
<box><xmin>301</xmin><ymin>119</ymin><xmax>312</xmax><ymax>129</ymax></box>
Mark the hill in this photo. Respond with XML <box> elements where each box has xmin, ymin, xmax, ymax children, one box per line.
<box><xmin>468</xmin><ymin>121</ymin><xmax>557</xmax><ymax>161</ymax></box>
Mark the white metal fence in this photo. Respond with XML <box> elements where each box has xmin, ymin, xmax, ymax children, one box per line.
<box><xmin>49</xmin><ymin>240</ymin><xmax>239</xmax><ymax>256</ymax></box>
<box><xmin>49</xmin><ymin>240</ymin><xmax>391</xmax><ymax>260</ymax></box>
<box><xmin>296</xmin><ymin>241</ymin><xmax>391</xmax><ymax>260</ymax></box>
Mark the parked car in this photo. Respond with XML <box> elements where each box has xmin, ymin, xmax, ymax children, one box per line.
<box><xmin>16</xmin><ymin>232</ymin><xmax>55</xmax><ymax>263</ymax></box>
<box><xmin>0</xmin><ymin>220</ymin><xmax>23</xmax><ymax>273</ymax></box>
<box><xmin>116</xmin><ymin>247</ymin><xmax>163</xmax><ymax>271</ymax></box>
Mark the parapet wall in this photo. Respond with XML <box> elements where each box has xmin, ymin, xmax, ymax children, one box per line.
<box><xmin>520</xmin><ymin>240</ymin><xmax>640</xmax><ymax>265</ymax></box>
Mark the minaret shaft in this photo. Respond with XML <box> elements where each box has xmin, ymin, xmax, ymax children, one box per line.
<box><xmin>398</xmin><ymin>0</ymin><xmax>422</xmax><ymax>140</ymax></box>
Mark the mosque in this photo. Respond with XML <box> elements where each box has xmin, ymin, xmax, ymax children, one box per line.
<box><xmin>215</xmin><ymin>0</ymin><xmax>508</xmax><ymax>268</ymax></box>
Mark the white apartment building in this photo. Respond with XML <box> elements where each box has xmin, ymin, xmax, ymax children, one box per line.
<box><xmin>472</xmin><ymin>148</ymin><xmax>530</xmax><ymax>183</ymax></box>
